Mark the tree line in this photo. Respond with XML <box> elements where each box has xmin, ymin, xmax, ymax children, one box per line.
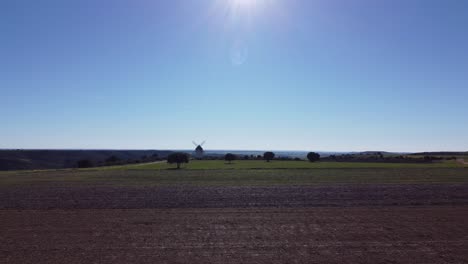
<box><xmin>77</xmin><ymin>151</ymin><xmax>322</xmax><ymax>169</ymax></box>
<box><xmin>166</xmin><ymin>151</ymin><xmax>321</xmax><ymax>169</ymax></box>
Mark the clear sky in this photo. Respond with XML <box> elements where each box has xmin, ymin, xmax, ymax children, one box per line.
<box><xmin>1</xmin><ymin>0</ymin><xmax>468</xmax><ymax>152</ymax></box>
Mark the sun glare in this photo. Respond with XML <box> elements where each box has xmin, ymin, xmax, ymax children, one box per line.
<box><xmin>237</xmin><ymin>0</ymin><xmax>253</xmax><ymax>5</ymax></box>
<box><xmin>230</xmin><ymin>0</ymin><xmax>258</xmax><ymax>9</ymax></box>
<box><xmin>232</xmin><ymin>0</ymin><xmax>252</xmax><ymax>6</ymax></box>
<box><xmin>211</xmin><ymin>0</ymin><xmax>277</xmax><ymax>65</ymax></box>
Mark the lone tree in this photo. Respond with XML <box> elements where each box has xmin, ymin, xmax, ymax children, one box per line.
<box><xmin>224</xmin><ymin>153</ymin><xmax>237</xmax><ymax>164</ymax></box>
<box><xmin>307</xmin><ymin>152</ymin><xmax>321</xmax><ymax>162</ymax></box>
<box><xmin>167</xmin><ymin>152</ymin><xmax>190</xmax><ymax>169</ymax></box>
<box><xmin>263</xmin><ymin>151</ymin><xmax>275</xmax><ymax>162</ymax></box>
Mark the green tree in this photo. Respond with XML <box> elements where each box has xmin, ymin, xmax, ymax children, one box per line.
<box><xmin>307</xmin><ymin>152</ymin><xmax>320</xmax><ymax>162</ymax></box>
<box><xmin>263</xmin><ymin>152</ymin><xmax>275</xmax><ymax>162</ymax></box>
<box><xmin>167</xmin><ymin>152</ymin><xmax>190</xmax><ymax>169</ymax></box>
<box><xmin>224</xmin><ymin>153</ymin><xmax>237</xmax><ymax>164</ymax></box>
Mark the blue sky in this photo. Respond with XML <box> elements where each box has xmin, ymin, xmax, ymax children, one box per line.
<box><xmin>1</xmin><ymin>0</ymin><xmax>467</xmax><ymax>152</ymax></box>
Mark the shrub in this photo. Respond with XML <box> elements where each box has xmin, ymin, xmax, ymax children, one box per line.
<box><xmin>167</xmin><ymin>152</ymin><xmax>190</xmax><ymax>169</ymax></box>
<box><xmin>225</xmin><ymin>153</ymin><xmax>237</xmax><ymax>164</ymax></box>
<box><xmin>307</xmin><ymin>152</ymin><xmax>321</xmax><ymax>162</ymax></box>
<box><xmin>263</xmin><ymin>152</ymin><xmax>275</xmax><ymax>162</ymax></box>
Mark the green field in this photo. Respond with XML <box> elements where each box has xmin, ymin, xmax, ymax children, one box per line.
<box><xmin>121</xmin><ymin>160</ymin><xmax>464</xmax><ymax>170</ymax></box>
<box><xmin>1</xmin><ymin>160</ymin><xmax>467</xmax><ymax>187</ymax></box>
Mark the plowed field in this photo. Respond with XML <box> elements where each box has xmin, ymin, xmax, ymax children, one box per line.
<box><xmin>1</xmin><ymin>165</ymin><xmax>468</xmax><ymax>263</ymax></box>
<box><xmin>2</xmin><ymin>207</ymin><xmax>468</xmax><ymax>264</ymax></box>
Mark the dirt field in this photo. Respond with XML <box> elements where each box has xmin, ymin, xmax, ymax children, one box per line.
<box><xmin>2</xmin><ymin>184</ymin><xmax>468</xmax><ymax>209</ymax></box>
<box><xmin>1</xmin><ymin>183</ymin><xmax>468</xmax><ymax>263</ymax></box>
<box><xmin>2</xmin><ymin>207</ymin><xmax>468</xmax><ymax>264</ymax></box>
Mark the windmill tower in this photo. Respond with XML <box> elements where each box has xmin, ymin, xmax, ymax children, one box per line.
<box><xmin>192</xmin><ymin>140</ymin><xmax>206</xmax><ymax>159</ymax></box>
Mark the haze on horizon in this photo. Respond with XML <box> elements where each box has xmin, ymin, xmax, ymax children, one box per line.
<box><xmin>1</xmin><ymin>0</ymin><xmax>468</xmax><ymax>153</ymax></box>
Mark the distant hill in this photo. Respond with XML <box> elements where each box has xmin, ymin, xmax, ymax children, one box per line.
<box><xmin>357</xmin><ymin>151</ymin><xmax>408</xmax><ymax>156</ymax></box>
<box><xmin>0</xmin><ymin>150</ymin><xmax>172</xmax><ymax>171</ymax></box>
<box><xmin>410</xmin><ymin>152</ymin><xmax>468</xmax><ymax>156</ymax></box>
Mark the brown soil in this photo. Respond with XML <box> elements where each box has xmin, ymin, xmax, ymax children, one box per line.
<box><xmin>1</xmin><ymin>184</ymin><xmax>468</xmax><ymax>209</ymax></box>
<box><xmin>2</xmin><ymin>207</ymin><xmax>468</xmax><ymax>264</ymax></box>
<box><xmin>2</xmin><ymin>184</ymin><xmax>468</xmax><ymax>263</ymax></box>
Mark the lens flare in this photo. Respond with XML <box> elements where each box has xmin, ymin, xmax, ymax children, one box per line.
<box><xmin>230</xmin><ymin>40</ymin><xmax>249</xmax><ymax>66</ymax></box>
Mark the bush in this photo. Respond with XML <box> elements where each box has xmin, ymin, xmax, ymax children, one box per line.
<box><xmin>225</xmin><ymin>153</ymin><xmax>237</xmax><ymax>164</ymax></box>
<box><xmin>167</xmin><ymin>152</ymin><xmax>190</xmax><ymax>169</ymax></box>
<box><xmin>307</xmin><ymin>152</ymin><xmax>321</xmax><ymax>162</ymax></box>
<box><xmin>263</xmin><ymin>152</ymin><xmax>275</xmax><ymax>162</ymax></box>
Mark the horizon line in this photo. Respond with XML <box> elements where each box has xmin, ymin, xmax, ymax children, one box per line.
<box><xmin>2</xmin><ymin>148</ymin><xmax>466</xmax><ymax>154</ymax></box>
